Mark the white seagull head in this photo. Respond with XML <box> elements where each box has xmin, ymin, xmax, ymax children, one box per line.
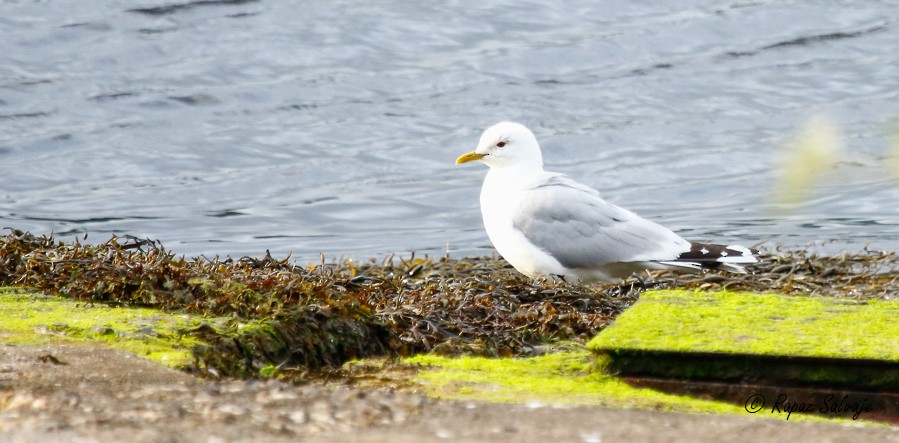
<box><xmin>456</xmin><ymin>122</ymin><xmax>544</xmax><ymax>170</ymax></box>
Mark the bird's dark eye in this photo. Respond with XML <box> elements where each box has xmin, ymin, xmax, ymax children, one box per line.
<box><xmin>496</xmin><ymin>141</ymin><xmax>507</xmax><ymax>148</ymax></box>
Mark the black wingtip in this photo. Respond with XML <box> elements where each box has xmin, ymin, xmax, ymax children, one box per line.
<box><xmin>675</xmin><ymin>242</ymin><xmax>759</xmax><ymax>270</ymax></box>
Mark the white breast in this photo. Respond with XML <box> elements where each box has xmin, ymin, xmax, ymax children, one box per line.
<box><xmin>479</xmin><ymin>170</ymin><xmax>569</xmax><ymax>279</ymax></box>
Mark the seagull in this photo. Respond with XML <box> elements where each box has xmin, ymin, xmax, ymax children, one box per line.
<box><xmin>455</xmin><ymin>122</ymin><xmax>759</xmax><ymax>283</ymax></box>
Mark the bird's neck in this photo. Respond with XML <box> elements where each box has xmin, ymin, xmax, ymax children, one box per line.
<box><xmin>484</xmin><ymin>163</ymin><xmax>548</xmax><ymax>191</ymax></box>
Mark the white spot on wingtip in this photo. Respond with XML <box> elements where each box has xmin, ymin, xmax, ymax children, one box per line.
<box><xmin>700</xmin><ymin>247</ymin><xmax>709</xmax><ymax>255</ymax></box>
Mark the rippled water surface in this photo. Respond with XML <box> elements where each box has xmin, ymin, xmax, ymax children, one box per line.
<box><xmin>2</xmin><ymin>0</ymin><xmax>898</xmax><ymax>261</ymax></box>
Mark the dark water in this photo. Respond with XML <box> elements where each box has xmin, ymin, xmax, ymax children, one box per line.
<box><xmin>2</xmin><ymin>0</ymin><xmax>898</xmax><ymax>261</ymax></box>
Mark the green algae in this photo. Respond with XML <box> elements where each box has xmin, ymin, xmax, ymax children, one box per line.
<box><xmin>405</xmin><ymin>351</ymin><xmax>742</xmax><ymax>412</ymax></box>
<box><xmin>398</xmin><ymin>347</ymin><xmax>890</xmax><ymax>424</ymax></box>
<box><xmin>587</xmin><ymin>290</ymin><xmax>899</xmax><ymax>392</ymax></box>
<box><xmin>0</xmin><ymin>286</ymin><xmax>341</xmax><ymax>379</ymax></box>
<box><xmin>0</xmin><ymin>287</ymin><xmax>210</xmax><ymax>368</ymax></box>
<box><xmin>401</xmin><ymin>351</ymin><xmax>869</xmax><ymax>423</ymax></box>
<box><xmin>587</xmin><ymin>290</ymin><xmax>899</xmax><ymax>361</ymax></box>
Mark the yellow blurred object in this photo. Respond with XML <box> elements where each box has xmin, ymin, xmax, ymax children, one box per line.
<box><xmin>774</xmin><ymin>117</ymin><xmax>842</xmax><ymax>209</ymax></box>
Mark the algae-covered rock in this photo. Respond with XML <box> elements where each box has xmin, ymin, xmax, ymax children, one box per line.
<box><xmin>588</xmin><ymin>290</ymin><xmax>899</xmax><ymax>389</ymax></box>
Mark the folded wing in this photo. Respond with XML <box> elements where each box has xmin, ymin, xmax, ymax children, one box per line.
<box><xmin>512</xmin><ymin>175</ymin><xmax>692</xmax><ymax>270</ymax></box>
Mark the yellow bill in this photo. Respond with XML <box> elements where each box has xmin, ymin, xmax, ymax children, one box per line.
<box><xmin>455</xmin><ymin>152</ymin><xmax>487</xmax><ymax>164</ymax></box>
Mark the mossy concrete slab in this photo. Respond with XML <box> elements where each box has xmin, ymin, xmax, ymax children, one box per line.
<box><xmin>589</xmin><ymin>290</ymin><xmax>899</xmax><ymax>360</ymax></box>
<box><xmin>0</xmin><ymin>287</ymin><xmax>213</xmax><ymax>368</ymax></box>
<box><xmin>588</xmin><ymin>290</ymin><xmax>899</xmax><ymax>388</ymax></box>
<box><xmin>587</xmin><ymin>290</ymin><xmax>899</xmax><ymax>421</ymax></box>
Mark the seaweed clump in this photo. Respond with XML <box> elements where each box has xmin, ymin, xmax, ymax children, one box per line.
<box><xmin>0</xmin><ymin>231</ymin><xmax>390</xmax><ymax>375</ymax></box>
<box><xmin>0</xmin><ymin>230</ymin><xmax>631</xmax><ymax>376</ymax></box>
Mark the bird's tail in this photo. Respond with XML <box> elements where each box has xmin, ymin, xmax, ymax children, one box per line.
<box><xmin>658</xmin><ymin>242</ymin><xmax>759</xmax><ymax>274</ymax></box>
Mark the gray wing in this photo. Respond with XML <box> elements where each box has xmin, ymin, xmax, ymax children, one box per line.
<box><xmin>512</xmin><ymin>175</ymin><xmax>690</xmax><ymax>269</ymax></box>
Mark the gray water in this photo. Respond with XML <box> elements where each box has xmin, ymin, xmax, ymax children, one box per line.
<box><xmin>2</xmin><ymin>0</ymin><xmax>898</xmax><ymax>262</ymax></box>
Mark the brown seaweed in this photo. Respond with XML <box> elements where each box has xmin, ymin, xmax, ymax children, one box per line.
<box><xmin>0</xmin><ymin>229</ymin><xmax>895</xmax><ymax>378</ymax></box>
